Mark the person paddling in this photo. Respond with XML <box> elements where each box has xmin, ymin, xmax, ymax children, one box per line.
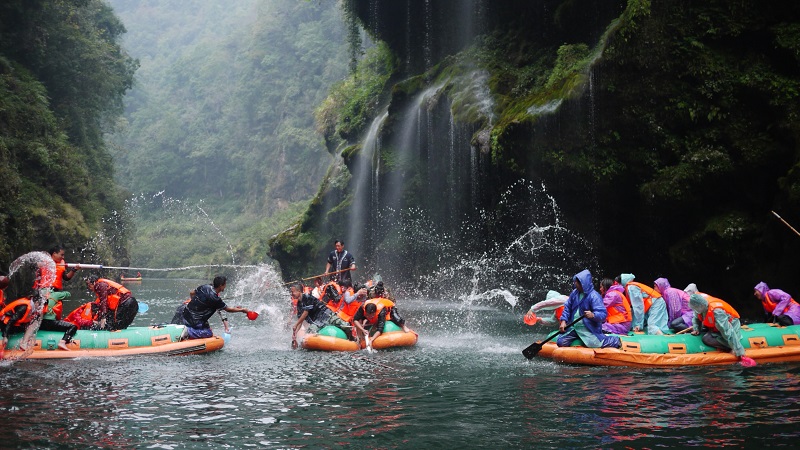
<box><xmin>556</xmin><ymin>270</ymin><xmax>621</xmax><ymax>349</ymax></box>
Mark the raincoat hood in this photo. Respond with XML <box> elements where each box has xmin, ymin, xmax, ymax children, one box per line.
<box><xmin>573</xmin><ymin>269</ymin><xmax>595</xmax><ymax>294</ymax></box>
<box><xmin>754</xmin><ymin>282</ymin><xmax>769</xmax><ymax>297</ymax></box>
<box><xmin>620</xmin><ymin>273</ymin><xmax>635</xmax><ymax>285</ymax></box>
<box><xmin>684</xmin><ymin>283</ymin><xmax>698</xmax><ymax>294</ymax></box>
<box><xmin>654</xmin><ymin>277</ymin><xmax>671</xmax><ymax>294</ymax></box>
<box><xmin>545</xmin><ymin>290</ymin><xmax>562</xmax><ymax>301</ymax></box>
<box><xmin>689</xmin><ymin>293</ymin><xmax>709</xmax><ymax>314</ymax></box>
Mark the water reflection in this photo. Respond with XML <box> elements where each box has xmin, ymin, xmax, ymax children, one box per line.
<box><xmin>3</xmin><ymin>280</ymin><xmax>800</xmax><ymax>448</ymax></box>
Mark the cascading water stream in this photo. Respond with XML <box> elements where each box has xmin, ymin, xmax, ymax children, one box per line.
<box><xmin>346</xmin><ymin>111</ymin><xmax>388</xmax><ymax>258</ymax></box>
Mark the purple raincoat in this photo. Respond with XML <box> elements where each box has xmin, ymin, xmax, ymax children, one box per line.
<box><xmin>755</xmin><ymin>282</ymin><xmax>800</xmax><ymax>324</ymax></box>
<box><xmin>654</xmin><ymin>278</ymin><xmax>690</xmax><ymax>323</ymax></box>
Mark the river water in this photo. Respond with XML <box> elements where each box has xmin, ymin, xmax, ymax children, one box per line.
<box><xmin>1</xmin><ymin>278</ymin><xmax>799</xmax><ymax>449</ymax></box>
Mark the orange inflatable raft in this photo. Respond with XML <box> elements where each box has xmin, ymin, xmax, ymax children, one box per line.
<box><xmin>532</xmin><ymin>323</ymin><xmax>800</xmax><ymax>367</ymax></box>
<box><xmin>301</xmin><ymin>322</ymin><xmax>418</xmax><ymax>352</ymax></box>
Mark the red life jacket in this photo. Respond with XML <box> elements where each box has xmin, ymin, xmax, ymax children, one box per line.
<box><xmin>625</xmin><ymin>282</ymin><xmax>661</xmax><ymax>313</ymax></box>
<box><xmin>698</xmin><ymin>299</ymin><xmax>740</xmax><ymax>332</ymax></box>
<box><xmin>0</xmin><ymin>297</ymin><xmax>35</xmax><ymax>326</ymax></box>
<box><xmin>761</xmin><ymin>292</ymin><xmax>800</xmax><ymax>315</ymax></box>
<box><xmin>0</xmin><ymin>290</ymin><xmax>5</xmax><ymax>309</ymax></box>
<box><xmin>362</xmin><ymin>298</ymin><xmax>394</xmax><ymax>325</ymax></box>
<box><xmin>94</xmin><ymin>278</ymin><xmax>131</xmax><ymax>310</ymax></box>
<box><xmin>65</xmin><ymin>302</ymin><xmax>96</xmax><ymax>328</ymax></box>
<box><xmin>605</xmin><ymin>290</ymin><xmax>633</xmax><ymax>324</ymax></box>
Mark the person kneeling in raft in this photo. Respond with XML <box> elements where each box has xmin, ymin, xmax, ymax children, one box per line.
<box><xmin>557</xmin><ymin>269</ymin><xmax>621</xmax><ymax>349</ymax></box>
<box><xmin>689</xmin><ymin>294</ymin><xmax>756</xmax><ymax>367</ymax></box>
<box><xmin>291</xmin><ymin>283</ymin><xmax>352</xmax><ymax>342</ymax></box>
<box><xmin>352</xmin><ymin>298</ymin><xmax>413</xmax><ymax>348</ymax></box>
<box><xmin>182</xmin><ymin>276</ymin><xmax>252</xmax><ymax>339</ymax></box>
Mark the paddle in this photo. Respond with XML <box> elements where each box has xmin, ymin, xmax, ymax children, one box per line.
<box><xmin>281</xmin><ymin>268</ymin><xmax>354</xmax><ymax>286</ymax></box>
<box><xmin>522</xmin><ymin>314</ymin><xmax>585</xmax><ymax>359</ymax></box>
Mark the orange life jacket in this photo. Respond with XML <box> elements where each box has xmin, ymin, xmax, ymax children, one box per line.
<box><xmin>322</xmin><ymin>281</ymin><xmax>344</xmax><ymax>310</ymax></box>
<box><xmin>65</xmin><ymin>302</ymin><xmax>96</xmax><ymax>328</ymax></box>
<box><xmin>554</xmin><ymin>305</ymin><xmax>565</xmax><ymax>321</ymax></box>
<box><xmin>605</xmin><ymin>290</ymin><xmax>633</xmax><ymax>324</ymax></box>
<box><xmin>94</xmin><ymin>278</ymin><xmax>131</xmax><ymax>311</ymax></box>
<box><xmin>0</xmin><ymin>290</ymin><xmax>5</xmax><ymax>309</ymax></box>
<box><xmin>330</xmin><ymin>287</ymin><xmax>364</xmax><ymax>323</ymax></box>
<box><xmin>761</xmin><ymin>292</ymin><xmax>800</xmax><ymax>315</ymax></box>
<box><xmin>362</xmin><ymin>298</ymin><xmax>394</xmax><ymax>325</ymax></box>
<box><xmin>42</xmin><ymin>297</ymin><xmax>64</xmax><ymax>321</ymax></box>
<box><xmin>625</xmin><ymin>282</ymin><xmax>661</xmax><ymax>313</ymax></box>
<box><xmin>54</xmin><ymin>260</ymin><xmax>67</xmax><ymax>290</ymax></box>
<box><xmin>0</xmin><ymin>297</ymin><xmax>35</xmax><ymax>326</ymax></box>
<box><xmin>698</xmin><ymin>299</ymin><xmax>740</xmax><ymax>332</ymax></box>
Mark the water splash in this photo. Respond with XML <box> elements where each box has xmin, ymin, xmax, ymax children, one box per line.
<box><xmin>9</xmin><ymin>251</ymin><xmax>54</xmax><ymax>287</ymax></box>
<box><xmin>224</xmin><ymin>263</ymin><xmax>287</xmax><ymax>329</ymax></box>
<box><xmin>124</xmin><ymin>191</ymin><xmax>238</xmax><ymax>266</ymax></box>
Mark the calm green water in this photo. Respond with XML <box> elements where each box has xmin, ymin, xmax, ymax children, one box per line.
<box><xmin>1</xmin><ymin>278</ymin><xmax>800</xmax><ymax>449</ymax></box>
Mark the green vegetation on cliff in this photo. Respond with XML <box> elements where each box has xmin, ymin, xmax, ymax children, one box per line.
<box><xmin>0</xmin><ymin>0</ymin><xmax>137</xmax><ymax>268</ymax></box>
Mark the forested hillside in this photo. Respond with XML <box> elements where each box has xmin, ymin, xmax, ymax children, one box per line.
<box><xmin>108</xmin><ymin>0</ymin><xmax>349</xmax><ymax>267</ymax></box>
<box><xmin>0</xmin><ymin>0</ymin><xmax>136</xmax><ymax>270</ymax></box>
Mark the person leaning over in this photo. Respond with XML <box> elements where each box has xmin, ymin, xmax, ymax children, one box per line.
<box><xmin>86</xmin><ymin>275</ymin><xmax>139</xmax><ymax>331</ymax></box>
<box><xmin>182</xmin><ymin>276</ymin><xmax>251</xmax><ymax>339</ymax></box>
<box><xmin>689</xmin><ymin>293</ymin><xmax>756</xmax><ymax>367</ymax></box>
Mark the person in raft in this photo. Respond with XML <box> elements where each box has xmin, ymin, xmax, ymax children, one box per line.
<box><xmin>653</xmin><ymin>277</ymin><xmax>692</xmax><ymax>332</ymax></box>
<box><xmin>325</xmin><ymin>240</ymin><xmax>356</xmax><ymax>287</ymax></box>
<box><xmin>557</xmin><ymin>270</ymin><xmax>621</xmax><ymax>348</ymax></box>
<box><xmin>0</xmin><ymin>295</ymin><xmax>38</xmax><ymax>356</ymax></box>
<box><xmin>524</xmin><ymin>290</ymin><xmax>568</xmax><ymax>326</ymax></box>
<box><xmin>689</xmin><ymin>293</ymin><xmax>756</xmax><ymax>367</ymax></box>
<box><xmin>85</xmin><ymin>275</ymin><xmax>139</xmax><ymax>331</ymax></box>
<box><xmin>620</xmin><ymin>273</ymin><xmax>670</xmax><ymax>335</ymax></box>
<box><xmin>352</xmin><ymin>297</ymin><xmax>413</xmax><ymax>346</ymax></box>
<box><xmin>754</xmin><ymin>281</ymin><xmax>800</xmax><ymax>326</ymax></box>
<box><xmin>290</xmin><ymin>283</ymin><xmax>352</xmax><ymax>341</ymax></box>
<box><xmin>38</xmin><ymin>287</ymin><xmax>77</xmax><ymax>351</ymax></box>
<box><xmin>598</xmin><ymin>278</ymin><xmax>632</xmax><ymax>335</ymax></box>
<box><xmin>34</xmin><ymin>246</ymin><xmax>81</xmax><ymax>292</ymax></box>
<box><xmin>182</xmin><ymin>276</ymin><xmax>251</xmax><ymax>339</ymax></box>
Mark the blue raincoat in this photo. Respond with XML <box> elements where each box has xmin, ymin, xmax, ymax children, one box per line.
<box><xmin>557</xmin><ymin>269</ymin><xmax>621</xmax><ymax>348</ymax></box>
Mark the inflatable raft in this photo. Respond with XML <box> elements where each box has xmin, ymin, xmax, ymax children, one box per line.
<box><xmin>534</xmin><ymin>323</ymin><xmax>800</xmax><ymax>366</ymax></box>
<box><xmin>2</xmin><ymin>324</ymin><xmax>224</xmax><ymax>360</ymax></box>
<box><xmin>120</xmin><ymin>277</ymin><xmax>142</xmax><ymax>282</ymax></box>
<box><xmin>301</xmin><ymin>322</ymin><xmax>418</xmax><ymax>352</ymax></box>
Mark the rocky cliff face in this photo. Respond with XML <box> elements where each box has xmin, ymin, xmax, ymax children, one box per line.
<box><xmin>272</xmin><ymin>0</ymin><xmax>800</xmax><ymax>309</ymax></box>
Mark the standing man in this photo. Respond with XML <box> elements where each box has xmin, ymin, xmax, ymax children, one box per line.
<box><xmin>325</xmin><ymin>240</ymin><xmax>356</xmax><ymax>288</ymax></box>
<box><xmin>181</xmin><ymin>276</ymin><xmax>252</xmax><ymax>339</ymax></box>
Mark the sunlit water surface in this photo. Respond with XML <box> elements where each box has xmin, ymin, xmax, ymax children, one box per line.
<box><xmin>1</xmin><ymin>279</ymin><xmax>799</xmax><ymax>448</ymax></box>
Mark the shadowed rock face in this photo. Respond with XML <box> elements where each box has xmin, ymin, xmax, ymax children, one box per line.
<box><xmin>273</xmin><ymin>0</ymin><xmax>800</xmax><ymax>311</ymax></box>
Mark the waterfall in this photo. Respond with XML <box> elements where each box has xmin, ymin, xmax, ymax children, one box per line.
<box><xmin>346</xmin><ymin>111</ymin><xmax>388</xmax><ymax>260</ymax></box>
